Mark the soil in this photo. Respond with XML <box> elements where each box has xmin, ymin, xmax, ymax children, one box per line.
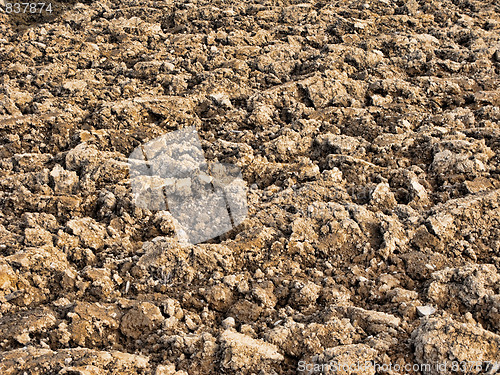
<box><xmin>0</xmin><ymin>0</ymin><xmax>499</xmax><ymax>374</ymax></box>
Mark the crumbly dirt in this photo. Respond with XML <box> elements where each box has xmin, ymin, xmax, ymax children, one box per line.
<box><xmin>0</xmin><ymin>0</ymin><xmax>499</xmax><ymax>374</ymax></box>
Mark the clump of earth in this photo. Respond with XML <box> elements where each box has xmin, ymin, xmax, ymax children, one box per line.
<box><xmin>0</xmin><ymin>0</ymin><xmax>499</xmax><ymax>374</ymax></box>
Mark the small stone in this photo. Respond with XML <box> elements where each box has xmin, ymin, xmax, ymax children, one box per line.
<box><xmin>493</xmin><ymin>49</ymin><xmax>500</xmax><ymax>62</ymax></box>
<box><xmin>222</xmin><ymin>317</ymin><xmax>235</xmax><ymax>329</ymax></box>
<box><xmin>416</xmin><ymin>305</ymin><xmax>436</xmax><ymax>317</ymax></box>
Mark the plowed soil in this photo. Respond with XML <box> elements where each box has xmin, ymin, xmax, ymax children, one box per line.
<box><xmin>0</xmin><ymin>0</ymin><xmax>499</xmax><ymax>374</ymax></box>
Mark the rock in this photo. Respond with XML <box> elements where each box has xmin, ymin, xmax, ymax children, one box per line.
<box><xmin>378</xmin><ymin>214</ymin><xmax>407</xmax><ymax>258</ymax></box>
<box><xmin>97</xmin><ymin>190</ymin><xmax>116</xmax><ymax>218</ymax></box>
<box><xmin>463</xmin><ymin>177</ymin><xmax>494</xmax><ymax>194</ymax></box>
<box><xmin>315</xmin><ymin>133</ymin><xmax>367</xmax><ymax>156</ymax></box>
<box><xmin>82</xmin><ymin>267</ymin><xmax>116</xmax><ymax>299</ymax></box>
<box><xmin>209</xmin><ymin>93</ymin><xmax>232</xmax><ymax>109</ymax></box>
<box><xmin>408</xmin><ymin>176</ymin><xmax>430</xmax><ymax>205</ymax></box>
<box><xmin>63</xmin><ymin>79</ymin><xmax>88</xmax><ymax>93</ymax></box>
<box><xmin>426</xmin><ymin>264</ymin><xmax>500</xmax><ymax>329</ymax></box>
<box><xmin>290</xmin><ymin>218</ymin><xmax>318</xmax><ymax>243</ymax></box>
<box><xmin>298</xmin><ymin>73</ymin><xmax>349</xmax><ymax>108</ymax></box>
<box><xmin>228</xmin><ymin>299</ymin><xmax>262</xmax><ymax>323</ymax></box>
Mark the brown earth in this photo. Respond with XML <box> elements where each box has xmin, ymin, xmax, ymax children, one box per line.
<box><xmin>0</xmin><ymin>0</ymin><xmax>500</xmax><ymax>374</ymax></box>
